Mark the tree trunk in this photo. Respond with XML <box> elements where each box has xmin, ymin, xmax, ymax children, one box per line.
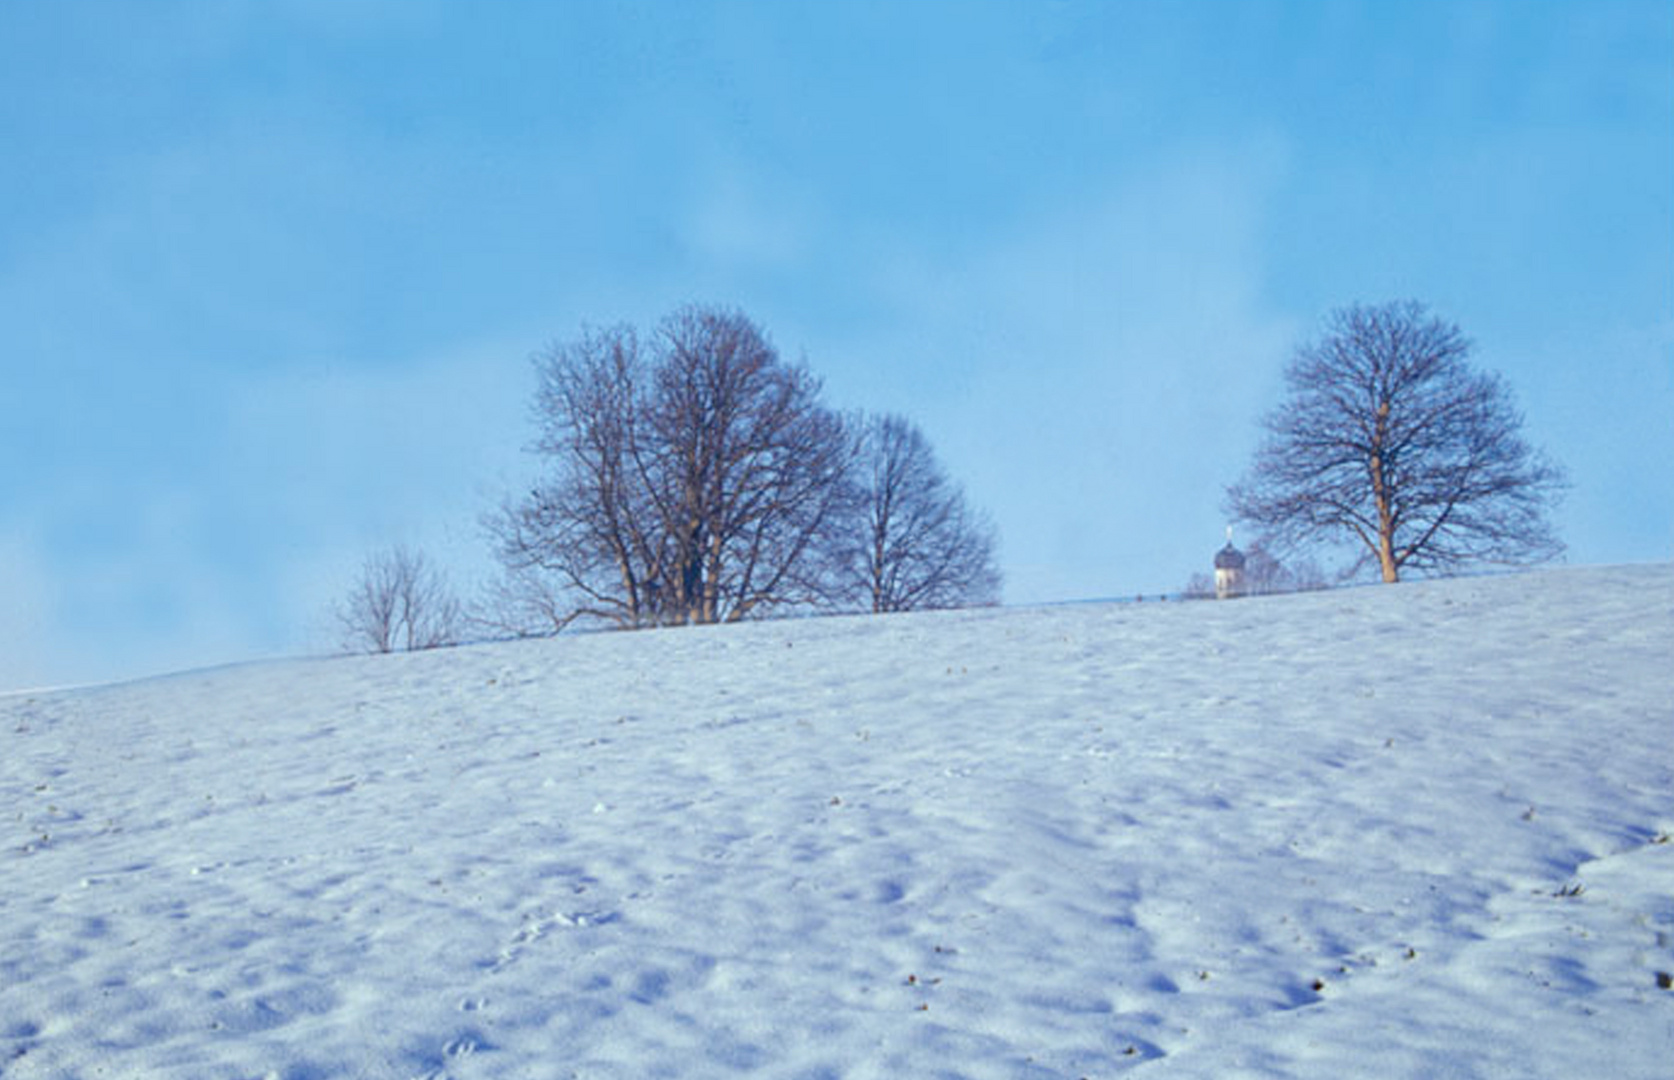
<box><xmin>1371</xmin><ymin>401</ymin><xmax>1399</xmax><ymax>583</ymax></box>
<box><xmin>1377</xmin><ymin>530</ymin><xmax>1399</xmax><ymax>582</ymax></box>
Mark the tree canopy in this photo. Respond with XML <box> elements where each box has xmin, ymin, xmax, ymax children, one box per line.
<box><xmin>1228</xmin><ymin>301</ymin><xmax>1566</xmax><ymax>582</ymax></box>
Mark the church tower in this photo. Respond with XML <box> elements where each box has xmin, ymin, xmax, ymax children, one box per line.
<box><xmin>1214</xmin><ymin>528</ymin><xmax>1246</xmax><ymax>600</ymax></box>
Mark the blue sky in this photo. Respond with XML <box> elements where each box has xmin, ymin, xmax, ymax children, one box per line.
<box><xmin>2</xmin><ymin>0</ymin><xmax>1669</xmax><ymax>690</ymax></box>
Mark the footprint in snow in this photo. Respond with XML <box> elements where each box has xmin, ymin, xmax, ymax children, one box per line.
<box><xmin>490</xmin><ymin>909</ymin><xmax>617</xmax><ymax>970</ymax></box>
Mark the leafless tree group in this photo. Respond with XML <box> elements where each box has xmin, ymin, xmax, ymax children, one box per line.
<box><xmin>1228</xmin><ymin>301</ymin><xmax>1565</xmax><ymax>583</ymax></box>
<box><xmin>482</xmin><ymin>305</ymin><xmax>1001</xmax><ymax>634</ymax></box>
<box><xmin>337</xmin><ymin>305</ymin><xmax>1001</xmax><ymax>652</ymax></box>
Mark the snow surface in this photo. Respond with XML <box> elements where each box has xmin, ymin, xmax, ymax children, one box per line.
<box><xmin>3</xmin><ymin>565</ymin><xmax>1672</xmax><ymax>1079</ymax></box>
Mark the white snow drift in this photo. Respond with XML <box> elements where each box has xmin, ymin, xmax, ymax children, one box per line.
<box><xmin>3</xmin><ymin>564</ymin><xmax>1671</xmax><ymax>1079</ymax></box>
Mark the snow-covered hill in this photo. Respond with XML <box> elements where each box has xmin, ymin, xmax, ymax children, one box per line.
<box><xmin>4</xmin><ymin>565</ymin><xmax>1671</xmax><ymax>1079</ymax></box>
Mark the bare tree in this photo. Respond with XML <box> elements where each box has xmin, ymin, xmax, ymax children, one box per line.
<box><xmin>1228</xmin><ymin>301</ymin><xmax>1566</xmax><ymax>583</ymax></box>
<box><xmin>643</xmin><ymin>306</ymin><xmax>858</xmax><ymax>623</ymax></box>
<box><xmin>484</xmin><ymin>324</ymin><xmax>659</xmax><ymax>632</ymax></box>
<box><xmin>339</xmin><ymin>545</ymin><xmax>463</xmax><ymax>653</ymax></box>
<box><xmin>847</xmin><ymin>412</ymin><xmax>1001</xmax><ymax>612</ymax></box>
<box><xmin>488</xmin><ymin>305</ymin><xmax>857</xmax><ymax>631</ymax></box>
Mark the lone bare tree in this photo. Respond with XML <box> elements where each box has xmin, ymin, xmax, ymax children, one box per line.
<box><xmin>338</xmin><ymin>545</ymin><xmax>463</xmax><ymax>653</ymax></box>
<box><xmin>488</xmin><ymin>305</ymin><xmax>857</xmax><ymax>631</ymax></box>
<box><xmin>1228</xmin><ymin>301</ymin><xmax>1566</xmax><ymax>583</ymax></box>
<box><xmin>848</xmin><ymin>412</ymin><xmax>1001</xmax><ymax>612</ymax></box>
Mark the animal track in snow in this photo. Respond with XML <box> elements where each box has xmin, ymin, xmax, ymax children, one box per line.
<box><xmin>491</xmin><ymin>908</ymin><xmax>618</xmax><ymax>971</ymax></box>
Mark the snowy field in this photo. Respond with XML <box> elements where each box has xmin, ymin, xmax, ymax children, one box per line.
<box><xmin>3</xmin><ymin>565</ymin><xmax>1671</xmax><ymax>1079</ymax></box>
